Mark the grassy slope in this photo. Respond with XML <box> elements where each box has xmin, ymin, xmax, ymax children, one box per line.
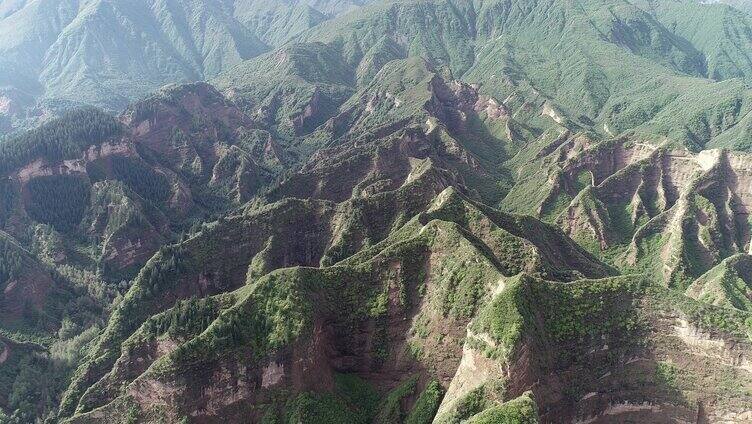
<box><xmin>5</xmin><ymin>0</ymin><xmax>752</xmax><ymax>422</ymax></box>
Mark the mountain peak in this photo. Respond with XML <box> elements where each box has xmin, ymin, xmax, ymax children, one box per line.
<box><xmin>3</xmin><ymin>1</ymin><xmax>752</xmax><ymax>423</ymax></box>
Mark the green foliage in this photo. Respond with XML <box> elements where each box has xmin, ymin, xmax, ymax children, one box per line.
<box><xmin>539</xmin><ymin>190</ymin><xmax>573</xmax><ymax>223</ymax></box>
<box><xmin>145</xmin><ymin>297</ymin><xmax>220</xmax><ymax>340</ymax></box>
<box><xmin>0</xmin><ymin>109</ymin><xmax>122</xmax><ymax>174</ymax></box>
<box><xmin>27</xmin><ymin>3</ymin><xmax>752</xmax><ymax>421</ymax></box>
<box><xmin>629</xmin><ymin>231</ymin><xmax>667</xmax><ymax>275</ymax></box>
<box><xmin>334</xmin><ymin>373</ymin><xmax>381</xmax><ymax>422</ymax></box>
<box><xmin>471</xmin><ymin>276</ymin><xmax>527</xmax><ymax>359</ymax></box>
<box><xmin>269</xmin><ymin>373</ymin><xmax>407</xmax><ymax>424</ymax></box>
<box><xmin>0</xmin><ymin>179</ymin><xmax>17</xmax><ymax>227</ymax></box>
<box><xmin>434</xmin><ymin>385</ymin><xmax>489</xmax><ymax>424</ymax></box>
<box><xmin>0</xmin><ymin>236</ymin><xmax>25</xmax><ymax>286</ymax></box>
<box><xmin>284</xmin><ymin>392</ymin><xmax>363</xmax><ymax>424</ymax></box>
<box><xmin>688</xmin><ymin>254</ymin><xmax>752</xmax><ymax>312</ymax></box>
<box><xmin>373</xmin><ymin>375</ymin><xmax>419</xmax><ymax>424</ymax></box>
<box><xmin>25</xmin><ymin>175</ymin><xmax>90</xmax><ymax>233</ymax></box>
<box><xmin>7</xmin><ymin>354</ymin><xmax>46</xmax><ymax>422</ymax></box>
<box><xmin>110</xmin><ymin>157</ymin><xmax>171</xmax><ymax>204</ymax></box>
<box><xmin>606</xmin><ymin>203</ymin><xmax>636</xmax><ymax>244</ymax></box>
<box><xmin>472</xmin><ymin>276</ymin><xmax>648</xmax><ymax>363</ymax></box>
<box><xmin>465</xmin><ymin>392</ymin><xmax>539</xmax><ymax>424</ymax></box>
<box><xmin>533</xmin><ymin>277</ymin><xmax>646</xmax><ymax>343</ymax></box>
<box><xmin>1</xmin><ymin>328</ymin><xmax>98</xmax><ymax>424</ymax></box>
<box><xmin>215</xmin><ymin>42</ymin><xmax>354</xmax><ymax>137</ymax></box>
<box><xmin>653</xmin><ymin>285</ymin><xmax>752</xmax><ymax>340</ymax></box>
<box><xmin>151</xmin><ymin>269</ymin><xmax>311</xmax><ymax>375</ymax></box>
<box><xmin>655</xmin><ymin>361</ymin><xmax>679</xmax><ymax>389</ymax></box>
<box><xmin>405</xmin><ymin>380</ymin><xmax>444</xmax><ymax>424</ymax></box>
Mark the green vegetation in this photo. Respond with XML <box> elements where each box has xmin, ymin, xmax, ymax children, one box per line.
<box><xmin>0</xmin><ymin>179</ymin><xmax>17</xmax><ymax>227</ymax></box>
<box><xmin>25</xmin><ymin>175</ymin><xmax>90</xmax><ymax>233</ymax></box>
<box><xmin>144</xmin><ymin>297</ymin><xmax>221</xmax><ymax>341</ymax></box>
<box><xmin>145</xmin><ymin>268</ymin><xmax>313</xmax><ymax>378</ymax></box>
<box><xmin>0</xmin><ymin>235</ymin><xmax>25</xmax><ymax>286</ymax></box>
<box><xmin>471</xmin><ymin>276</ymin><xmax>527</xmax><ymax>359</ymax></box>
<box><xmin>465</xmin><ymin>392</ymin><xmax>539</xmax><ymax>424</ymax></box>
<box><xmin>655</xmin><ymin>361</ymin><xmax>679</xmax><ymax>389</ymax></box>
<box><xmin>531</xmin><ymin>277</ymin><xmax>646</xmax><ymax>343</ymax></box>
<box><xmin>0</xmin><ymin>109</ymin><xmax>122</xmax><ymax>173</ymax></box>
<box><xmin>110</xmin><ymin>157</ymin><xmax>170</xmax><ymax>204</ymax></box>
<box><xmin>373</xmin><ymin>376</ymin><xmax>419</xmax><ymax>424</ymax></box>
<box><xmin>7</xmin><ymin>0</ymin><xmax>752</xmax><ymax>422</ymax></box>
<box><xmin>0</xmin><ymin>1</ymin><xmax>367</xmax><ymax>133</ymax></box>
<box><xmin>262</xmin><ymin>374</ymin><xmax>442</xmax><ymax>424</ymax></box>
<box><xmin>1</xmin><ymin>323</ymin><xmax>100</xmax><ymax>424</ymax></box>
<box><xmin>454</xmin><ymin>388</ymin><xmax>489</xmax><ymax>420</ymax></box>
<box><xmin>687</xmin><ymin>254</ymin><xmax>752</xmax><ymax>312</ymax></box>
<box><xmin>284</xmin><ymin>392</ymin><xmax>365</xmax><ymax>424</ymax></box>
<box><xmin>434</xmin><ymin>385</ymin><xmax>497</xmax><ymax>424</ymax></box>
<box><xmin>651</xmin><ymin>284</ymin><xmax>752</xmax><ymax>340</ymax></box>
<box><xmin>472</xmin><ymin>275</ymin><xmax>648</xmax><ymax>361</ymax></box>
<box><xmin>405</xmin><ymin>380</ymin><xmax>444</xmax><ymax>424</ymax></box>
<box><xmin>334</xmin><ymin>373</ymin><xmax>381</xmax><ymax>421</ymax></box>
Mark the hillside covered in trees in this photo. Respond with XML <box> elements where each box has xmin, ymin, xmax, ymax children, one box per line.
<box><xmin>2</xmin><ymin>0</ymin><xmax>752</xmax><ymax>423</ymax></box>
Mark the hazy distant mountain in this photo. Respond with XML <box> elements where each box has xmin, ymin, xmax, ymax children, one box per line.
<box><xmin>0</xmin><ymin>0</ymin><xmax>371</xmax><ymax>134</ymax></box>
<box><xmin>702</xmin><ymin>0</ymin><xmax>752</xmax><ymax>14</ymax></box>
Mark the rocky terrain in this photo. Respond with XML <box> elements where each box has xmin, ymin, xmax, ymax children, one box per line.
<box><xmin>0</xmin><ymin>0</ymin><xmax>374</xmax><ymax>135</ymax></box>
<box><xmin>2</xmin><ymin>0</ymin><xmax>752</xmax><ymax>423</ymax></box>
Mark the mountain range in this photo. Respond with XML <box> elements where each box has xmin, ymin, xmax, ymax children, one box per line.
<box><xmin>2</xmin><ymin>0</ymin><xmax>752</xmax><ymax>423</ymax></box>
<box><xmin>0</xmin><ymin>0</ymin><xmax>371</xmax><ymax>134</ymax></box>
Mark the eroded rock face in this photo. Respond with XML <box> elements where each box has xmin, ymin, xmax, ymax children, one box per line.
<box><xmin>5</xmin><ymin>26</ymin><xmax>752</xmax><ymax>424</ymax></box>
<box><xmin>0</xmin><ymin>88</ymin><xmax>37</xmax><ymax>133</ymax></box>
<box><xmin>0</xmin><ymin>82</ymin><xmax>284</xmax><ymax>279</ymax></box>
<box><xmin>435</xmin><ymin>274</ymin><xmax>752</xmax><ymax>423</ymax></box>
<box><xmin>59</xmin><ymin>181</ymin><xmax>614</xmax><ymax>423</ymax></box>
<box><xmin>0</xmin><ymin>238</ymin><xmax>55</xmax><ymax>323</ymax></box>
<box><xmin>527</xmin><ymin>137</ymin><xmax>752</xmax><ymax>287</ymax></box>
<box><xmin>673</xmin><ymin>319</ymin><xmax>751</xmax><ymax>372</ymax></box>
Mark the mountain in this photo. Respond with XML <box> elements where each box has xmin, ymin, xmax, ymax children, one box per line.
<box><xmin>2</xmin><ymin>0</ymin><xmax>752</xmax><ymax>423</ymax></box>
<box><xmin>705</xmin><ymin>0</ymin><xmax>752</xmax><ymax>15</ymax></box>
<box><xmin>0</xmin><ymin>0</ymin><xmax>372</xmax><ymax>135</ymax></box>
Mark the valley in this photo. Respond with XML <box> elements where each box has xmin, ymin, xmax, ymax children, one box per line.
<box><xmin>1</xmin><ymin>0</ymin><xmax>752</xmax><ymax>423</ymax></box>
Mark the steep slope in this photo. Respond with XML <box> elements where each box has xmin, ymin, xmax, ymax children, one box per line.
<box><xmin>0</xmin><ymin>231</ymin><xmax>57</xmax><ymax>325</ymax></box>
<box><xmin>0</xmin><ymin>229</ymin><xmax>108</xmax><ymax>423</ymax></box>
<box><xmin>0</xmin><ymin>82</ymin><xmax>291</xmax><ymax>283</ymax></box>
<box><xmin>233</xmin><ymin>0</ymin><xmax>372</xmax><ymax>46</ymax></box>
<box><xmin>439</xmin><ymin>274</ymin><xmax>752</xmax><ymax>423</ymax></box>
<box><xmin>0</xmin><ymin>0</ymin><xmax>373</xmax><ymax>135</ymax></box>
<box><xmin>686</xmin><ymin>253</ymin><xmax>752</xmax><ymax>312</ymax></box>
<box><xmin>286</xmin><ymin>0</ymin><xmax>752</xmax><ymax>151</ymax></box>
<box><xmin>0</xmin><ymin>59</ymin><xmax>603</xmax><ymax>422</ymax></box>
<box><xmin>0</xmin><ymin>82</ymin><xmax>296</xmax><ymax>423</ymax></box>
<box><xmin>6</xmin><ymin>0</ymin><xmax>752</xmax><ymax>152</ymax></box>
<box><xmin>4</xmin><ymin>0</ymin><xmax>752</xmax><ymax>422</ymax></box>
<box><xmin>59</xmin><ymin>188</ymin><xmax>611</xmax><ymax>423</ymax></box>
<box><xmin>55</xmin><ymin>65</ymin><xmax>615</xmax><ymax>416</ymax></box>
<box><xmin>56</xmin><ymin>189</ymin><xmax>752</xmax><ymax>423</ymax></box>
<box><xmin>508</xmin><ymin>133</ymin><xmax>752</xmax><ymax>289</ymax></box>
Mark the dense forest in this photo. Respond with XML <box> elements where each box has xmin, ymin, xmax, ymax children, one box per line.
<box><xmin>110</xmin><ymin>157</ymin><xmax>171</xmax><ymax>204</ymax></box>
<box><xmin>4</xmin><ymin>0</ymin><xmax>752</xmax><ymax>422</ymax></box>
<box><xmin>0</xmin><ymin>109</ymin><xmax>122</xmax><ymax>175</ymax></box>
<box><xmin>0</xmin><ymin>236</ymin><xmax>24</xmax><ymax>287</ymax></box>
<box><xmin>25</xmin><ymin>176</ymin><xmax>91</xmax><ymax>233</ymax></box>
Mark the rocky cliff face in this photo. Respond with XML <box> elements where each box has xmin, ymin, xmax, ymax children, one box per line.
<box><xmin>2</xmin><ymin>60</ymin><xmax>750</xmax><ymax>424</ymax></box>
<box><xmin>3</xmin><ymin>0</ymin><xmax>752</xmax><ymax>423</ymax></box>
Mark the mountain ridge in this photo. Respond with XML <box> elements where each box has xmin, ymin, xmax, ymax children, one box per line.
<box><xmin>2</xmin><ymin>0</ymin><xmax>752</xmax><ymax>423</ymax></box>
<box><xmin>0</xmin><ymin>0</ymin><xmax>374</xmax><ymax>135</ymax></box>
